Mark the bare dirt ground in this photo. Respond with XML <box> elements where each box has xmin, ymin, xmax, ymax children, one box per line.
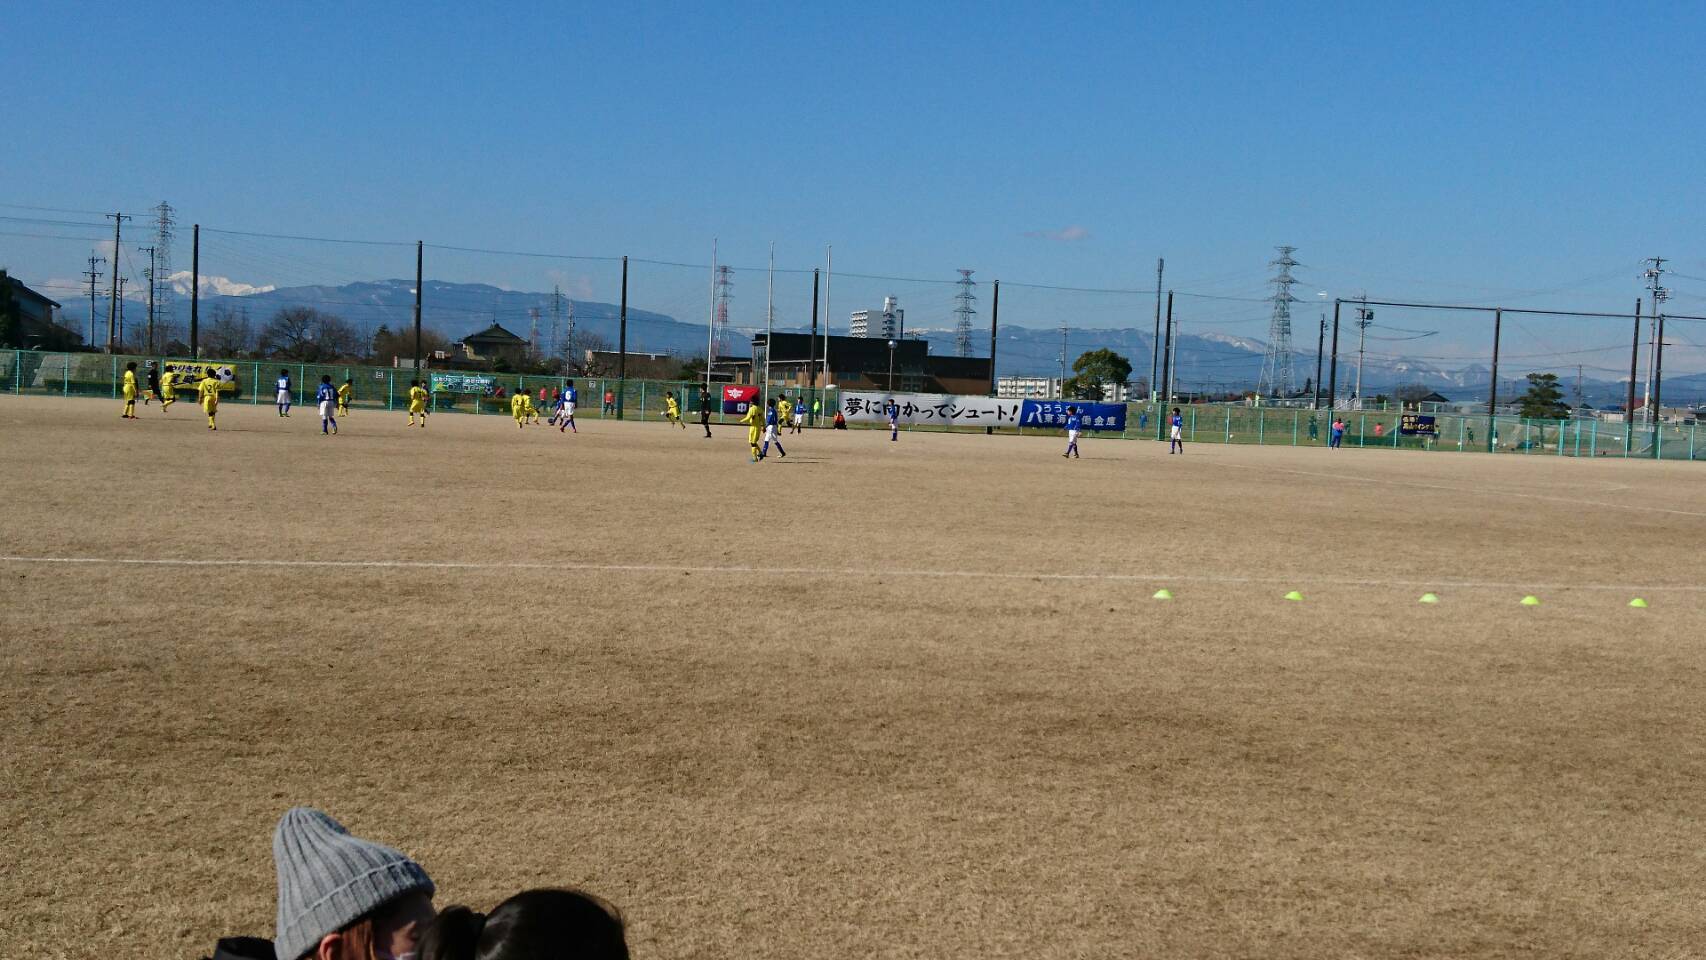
<box><xmin>3</xmin><ymin>395</ymin><xmax>1704</xmax><ymax>959</ymax></box>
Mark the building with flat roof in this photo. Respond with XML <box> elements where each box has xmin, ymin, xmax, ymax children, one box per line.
<box><xmin>750</xmin><ymin>332</ymin><xmax>991</xmax><ymax>395</ymax></box>
<box><xmin>849</xmin><ymin>296</ymin><xmax>903</xmax><ymax>340</ymax></box>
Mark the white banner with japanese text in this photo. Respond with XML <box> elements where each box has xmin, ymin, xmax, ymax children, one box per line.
<box><xmin>840</xmin><ymin>391</ymin><xmax>1024</xmax><ymax>427</ymax></box>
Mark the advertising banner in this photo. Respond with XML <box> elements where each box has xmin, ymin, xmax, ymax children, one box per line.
<box><xmin>1020</xmin><ymin>400</ymin><xmax>1127</xmax><ymax>432</ymax></box>
<box><xmin>432</xmin><ymin>373</ymin><xmax>495</xmax><ymax>394</ymax></box>
<box><xmin>722</xmin><ymin>385</ymin><xmax>760</xmax><ymax>414</ymax></box>
<box><xmin>840</xmin><ymin>391</ymin><xmax>1024</xmax><ymax>426</ymax></box>
<box><xmin>1400</xmin><ymin>413</ymin><xmax>1439</xmax><ymax>437</ymax></box>
<box><xmin>161</xmin><ymin>361</ymin><xmax>240</xmax><ymax>394</ymax></box>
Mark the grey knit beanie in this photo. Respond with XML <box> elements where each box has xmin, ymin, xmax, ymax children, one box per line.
<box><xmin>272</xmin><ymin>807</ymin><xmax>435</xmax><ymax>960</ymax></box>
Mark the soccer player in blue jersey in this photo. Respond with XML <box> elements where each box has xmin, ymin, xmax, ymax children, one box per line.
<box><xmin>315</xmin><ymin>375</ymin><xmax>339</xmax><ymax>435</ymax></box>
<box><xmin>1063</xmin><ymin>406</ymin><xmax>1082</xmax><ymax>459</ymax></box>
<box><xmin>760</xmin><ymin>396</ymin><xmax>787</xmax><ymax>459</ymax></box>
<box><xmin>884</xmin><ymin>399</ymin><xmax>899</xmax><ymax>441</ymax></box>
<box><xmin>1169</xmin><ymin>406</ymin><xmax>1184</xmax><ymax>454</ymax></box>
<box><xmin>558</xmin><ymin>379</ymin><xmax>578</xmax><ymax>433</ymax></box>
<box><xmin>276</xmin><ymin>369</ymin><xmax>293</xmax><ymax>417</ymax></box>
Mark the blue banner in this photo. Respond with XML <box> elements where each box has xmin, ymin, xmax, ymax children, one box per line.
<box><xmin>1020</xmin><ymin>400</ymin><xmax>1126</xmax><ymax>432</ymax></box>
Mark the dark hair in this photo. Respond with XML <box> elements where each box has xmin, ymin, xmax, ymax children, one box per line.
<box><xmin>126</xmin><ymin>361</ymin><xmax>137</xmax><ymax>370</ymax></box>
<box><xmin>419</xmin><ymin>889</ymin><xmax>627</xmax><ymax>960</ymax></box>
<box><xmin>321</xmin><ymin>374</ymin><xmax>332</xmax><ymax>383</ymax></box>
<box><xmin>281</xmin><ymin>369</ymin><xmax>289</xmax><ymax>376</ymax></box>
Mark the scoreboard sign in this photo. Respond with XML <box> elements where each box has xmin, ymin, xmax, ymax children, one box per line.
<box><xmin>1400</xmin><ymin>414</ymin><xmax>1439</xmax><ymax>437</ymax></box>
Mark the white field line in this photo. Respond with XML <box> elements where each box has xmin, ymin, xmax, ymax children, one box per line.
<box><xmin>1</xmin><ymin>554</ymin><xmax>1701</xmax><ymax>593</ymax></box>
<box><xmin>1217</xmin><ymin>461</ymin><xmax>1706</xmax><ymax>519</ymax></box>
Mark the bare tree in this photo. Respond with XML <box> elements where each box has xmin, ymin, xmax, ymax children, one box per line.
<box><xmin>202</xmin><ymin>305</ymin><xmax>255</xmax><ymax>357</ymax></box>
<box><xmin>257</xmin><ymin>307</ymin><xmax>360</xmax><ymax>362</ymax></box>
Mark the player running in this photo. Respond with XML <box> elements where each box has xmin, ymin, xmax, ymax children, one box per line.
<box><xmin>159</xmin><ymin>367</ymin><xmax>178</xmax><ymax>412</ymax></box>
<box><xmin>761</xmin><ymin>396</ymin><xmax>787</xmax><ymax>459</ymax></box>
<box><xmin>558</xmin><ymin>379</ymin><xmax>578</xmax><ymax>433</ymax></box>
<box><xmin>276</xmin><ymin>369</ymin><xmax>293</xmax><ymax>417</ymax></box>
<box><xmin>143</xmin><ymin>363</ymin><xmax>162</xmax><ymax>406</ymax></box>
<box><xmin>775</xmin><ymin>394</ymin><xmax>792</xmax><ymax>434</ymax></box>
<box><xmin>698</xmin><ymin>387</ymin><xmax>713</xmax><ymax>438</ymax></box>
<box><xmin>510</xmin><ymin>389</ymin><xmax>527</xmax><ymax>428</ymax></box>
<box><xmin>791</xmin><ymin>396</ymin><xmax>805</xmax><ymax>433</ymax></box>
<box><xmin>198</xmin><ymin>371</ymin><xmax>222</xmax><ymax>430</ymax></box>
<box><xmin>337</xmin><ymin>377</ymin><xmax>353</xmax><ymax>417</ymax></box>
<box><xmin>664</xmin><ymin>391</ymin><xmax>686</xmax><ymax>429</ymax></box>
<box><xmin>120</xmin><ymin>362</ymin><xmax>140</xmax><ymax>420</ymax></box>
<box><xmin>1063</xmin><ymin>405</ymin><xmax>1081</xmax><ymax>459</ymax></box>
<box><xmin>1168</xmin><ymin>406</ymin><xmax>1184</xmax><ymax>454</ymax></box>
<box><xmin>407</xmin><ymin>379</ymin><xmax>428</xmax><ymax>427</ymax></box>
<box><xmin>524</xmin><ymin>391</ymin><xmax>541</xmax><ymax>424</ymax></box>
<box><xmin>315</xmin><ymin>375</ymin><xmax>339</xmax><ymax>435</ymax></box>
<box><xmin>740</xmin><ymin>397</ymin><xmax>763</xmax><ymax>462</ymax></box>
<box><xmin>884</xmin><ymin>398</ymin><xmax>899</xmax><ymax>441</ymax></box>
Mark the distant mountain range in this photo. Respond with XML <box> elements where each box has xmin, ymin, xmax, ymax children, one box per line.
<box><xmin>194</xmin><ymin>279</ymin><xmax>1704</xmax><ymax>408</ymax></box>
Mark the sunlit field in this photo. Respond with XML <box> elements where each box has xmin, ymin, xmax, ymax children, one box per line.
<box><xmin>4</xmin><ymin>395</ymin><xmax>1704</xmax><ymax>959</ymax></box>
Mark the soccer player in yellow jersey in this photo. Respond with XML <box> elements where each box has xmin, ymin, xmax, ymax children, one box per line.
<box><xmin>407</xmin><ymin>379</ymin><xmax>428</xmax><ymax>427</ymax></box>
<box><xmin>197</xmin><ymin>373</ymin><xmax>222</xmax><ymax>430</ymax></box>
<box><xmin>664</xmin><ymin>392</ymin><xmax>686</xmax><ymax>429</ymax></box>
<box><xmin>121</xmin><ymin>362</ymin><xmax>140</xmax><ymax>419</ymax></box>
<box><xmin>776</xmin><ymin>394</ymin><xmax>792</xmax><ymax>428</ymax></box>
<box><xmin>510</xmin><ymin>390</ymin><xmax>526</xmax><ymax>428</ymax></box>
<box><xmin>523</xmin><ymin>392</ymin><xmax>540</xmax><ymax>424</ymax></box>
<box><xmin>336</xmin><ymin>377</ymin><xmax>352</xmax><ymax>416</ymax></box>
<box><xmin>740</xmin><ymin>398</ymin><xmax>763</xmax><ymax>462</ymax></box>
<box><xmin>159</xmin><ymin>369</ymin><xmax>177</xmax><ymax>411</ymax></box>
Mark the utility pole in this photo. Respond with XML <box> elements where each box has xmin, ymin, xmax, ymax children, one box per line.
<box><xmin>1058</xmin><ymin>325</ymin><xmax>1068</xmax><ymax>398</ymax></box>
<box><xmin>1641</xmin><ymin>257</ymin><xmax>1667</xmax><ymax>427</ymax></box>
<box><xmin>808</xmin><ymin>267</ymin><xmax>820</xmax><ymax>419</ymax></box>
<box><xmin>1151</xmin><ymin>257</ymin><xmax>1164</xmax><ymax>402</ymax></box>
<box><xmin>141</xmin><ymin>245</ymin><xmax>156</xmax><ymax>354</ymax></box>
<box><xmin>105</xmin><ymin>212</ymin><xmax>131</xmax><ymax>352</ymax></box>
<box><xmin>1313</xmin><ymin>310</ymin><xmax>1326</xmax><ymax>409</ymax></box>
<box><xmin>550</xmin><ymin>284</ymin><xmax>562</xmax><ymax>363</ymax></box>
<box><xmin>1353</xmin><ymin>296</ymin><xmax>1373</xmax><ymax>406</ymax></box>
<box><xmin>1626</xmin><ymin>298</ymin><xmax>1641</xmax><ymax>454</ymax></box>
<box><xmin>83</xmin><ymin>254</ymin><xmax>105</xmax><ymax>347</ymax></box>
<box><xmin>115</xmin><ymin>277</ymin><xmax>128</xmax><ymax>350</ymax></box>
<box><xmin>823</xmin><ymin>245</ymin><xmax>833</xmax><ymax>383</ymax></box>
<box><xmin>617</xmin><ymin>255</ymin><xmax>628</xmax><ymax>419</ymax></box>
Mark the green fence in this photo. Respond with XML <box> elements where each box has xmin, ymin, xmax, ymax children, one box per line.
<box><xmin>4</xmin><ymin>349</ymin><xmax>1700</xmax><ymax>461</ymax></box>
<box><xmin>0</xmin><ymin>349</ymin><xmax>735</xmax><ymax>424</ymax></box>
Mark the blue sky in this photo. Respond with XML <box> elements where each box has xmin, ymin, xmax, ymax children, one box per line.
<box><xmin>6</xmin><ymin>1</ymin><xmax>1706</xmax><ymax>368</ymax></box>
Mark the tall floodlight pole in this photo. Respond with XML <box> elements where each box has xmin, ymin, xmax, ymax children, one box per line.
<box><xmin>1151</xmin><ymin>258</ymin><xmax>1164</xmax><ymax>401</ymax></box>
<box><xmin>617</xmin><ymin>255</ymin><xmax>628</xmax><ymax>419</ymax></box>
<box><xmin>823</xmin><ymin>245</ymin><xmax>832</xmax><ymax>384</ymax></box>
<box><xmin>808</xmin><ymin>268</ymin><xmax>820</xmax><ymax>420</ymax></box>
<box><xmin>1327</xmin><ymin>299</ymin><xmax>1342</xmax><ymax>411</ymax></box>
<box><xmin>705</xmin><ymin>239</ymin><xmax>718</xmax><ymax>392</ymax></box>
<box><xmin>413</xmin><ymin>241</ymin><xmax>423</xmax><ymax>373</ymax></box>
<box><xmin>763</xmin><ymin>242</ymin><xmax>774</xmax><ymax>405</ymax></box>
<box><xmin>1352</xmin><ymin>297</ymin><xmax>1373</xmax><ymax>405</ymax></box>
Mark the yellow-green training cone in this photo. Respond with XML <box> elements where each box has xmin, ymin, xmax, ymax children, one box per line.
<box><xmin>1283</xmin><ymin>590</ymin><xmax>1304</xmax><ymax>602</ymax></box>
<box><xmin>1629</xmin><ymin>598</ymin><xmax>1649</xmax><ymax>608</ymax></box>
<box><xmin>1152</xmin><ymin>589</ymin><xmax>1173</xmax><ymax>600</ymax></box>
<box><xmin>1520</xmin><ymin>595</ymin><xmax>1541</xmax><ymax>606</ymax></box>
<box><xmin>1418</xmin><ymin>593</ymin><xmax>1440</xmax><ymax>604</ymax></box>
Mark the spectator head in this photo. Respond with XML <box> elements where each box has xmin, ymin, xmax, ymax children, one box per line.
<box><xmin>272</xmin><ymin>807</ymin><xmax>436</xmax><ymax>960</ymax></box>
<box><xmin>419</xmin><ymin>889</ymin><xmax>627</xmax><ymax>960</ymax></box>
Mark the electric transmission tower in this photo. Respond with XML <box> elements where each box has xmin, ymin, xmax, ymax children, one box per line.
<box><xmin>952</xmin><ymin>269</ymin><xmax>977</xmax><ymax>357</ymax></box>
<box><xmin>152</xmin><ymin>202</ymin><xmax>175</xmax><ymax>343</ymax></box>
<box><xmin>712</xmin><ymin>265</ymin><xmax>734</xmax><ymax>360</ymax></box>
<box><xmin>1257</xmin><ymin>245</ymin><xmax>1299</xmax><ymax>398</ymax></box>
<box><xmin>550</xmin><ymin>284</ymin><xmax>562</xmax><ymax>362</ymax></box>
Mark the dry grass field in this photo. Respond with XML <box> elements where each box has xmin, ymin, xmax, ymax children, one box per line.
<box><xmin>3</xmin><ymin>394</ymin><xmax>1705</xmax><ymax>959</ymax></box>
